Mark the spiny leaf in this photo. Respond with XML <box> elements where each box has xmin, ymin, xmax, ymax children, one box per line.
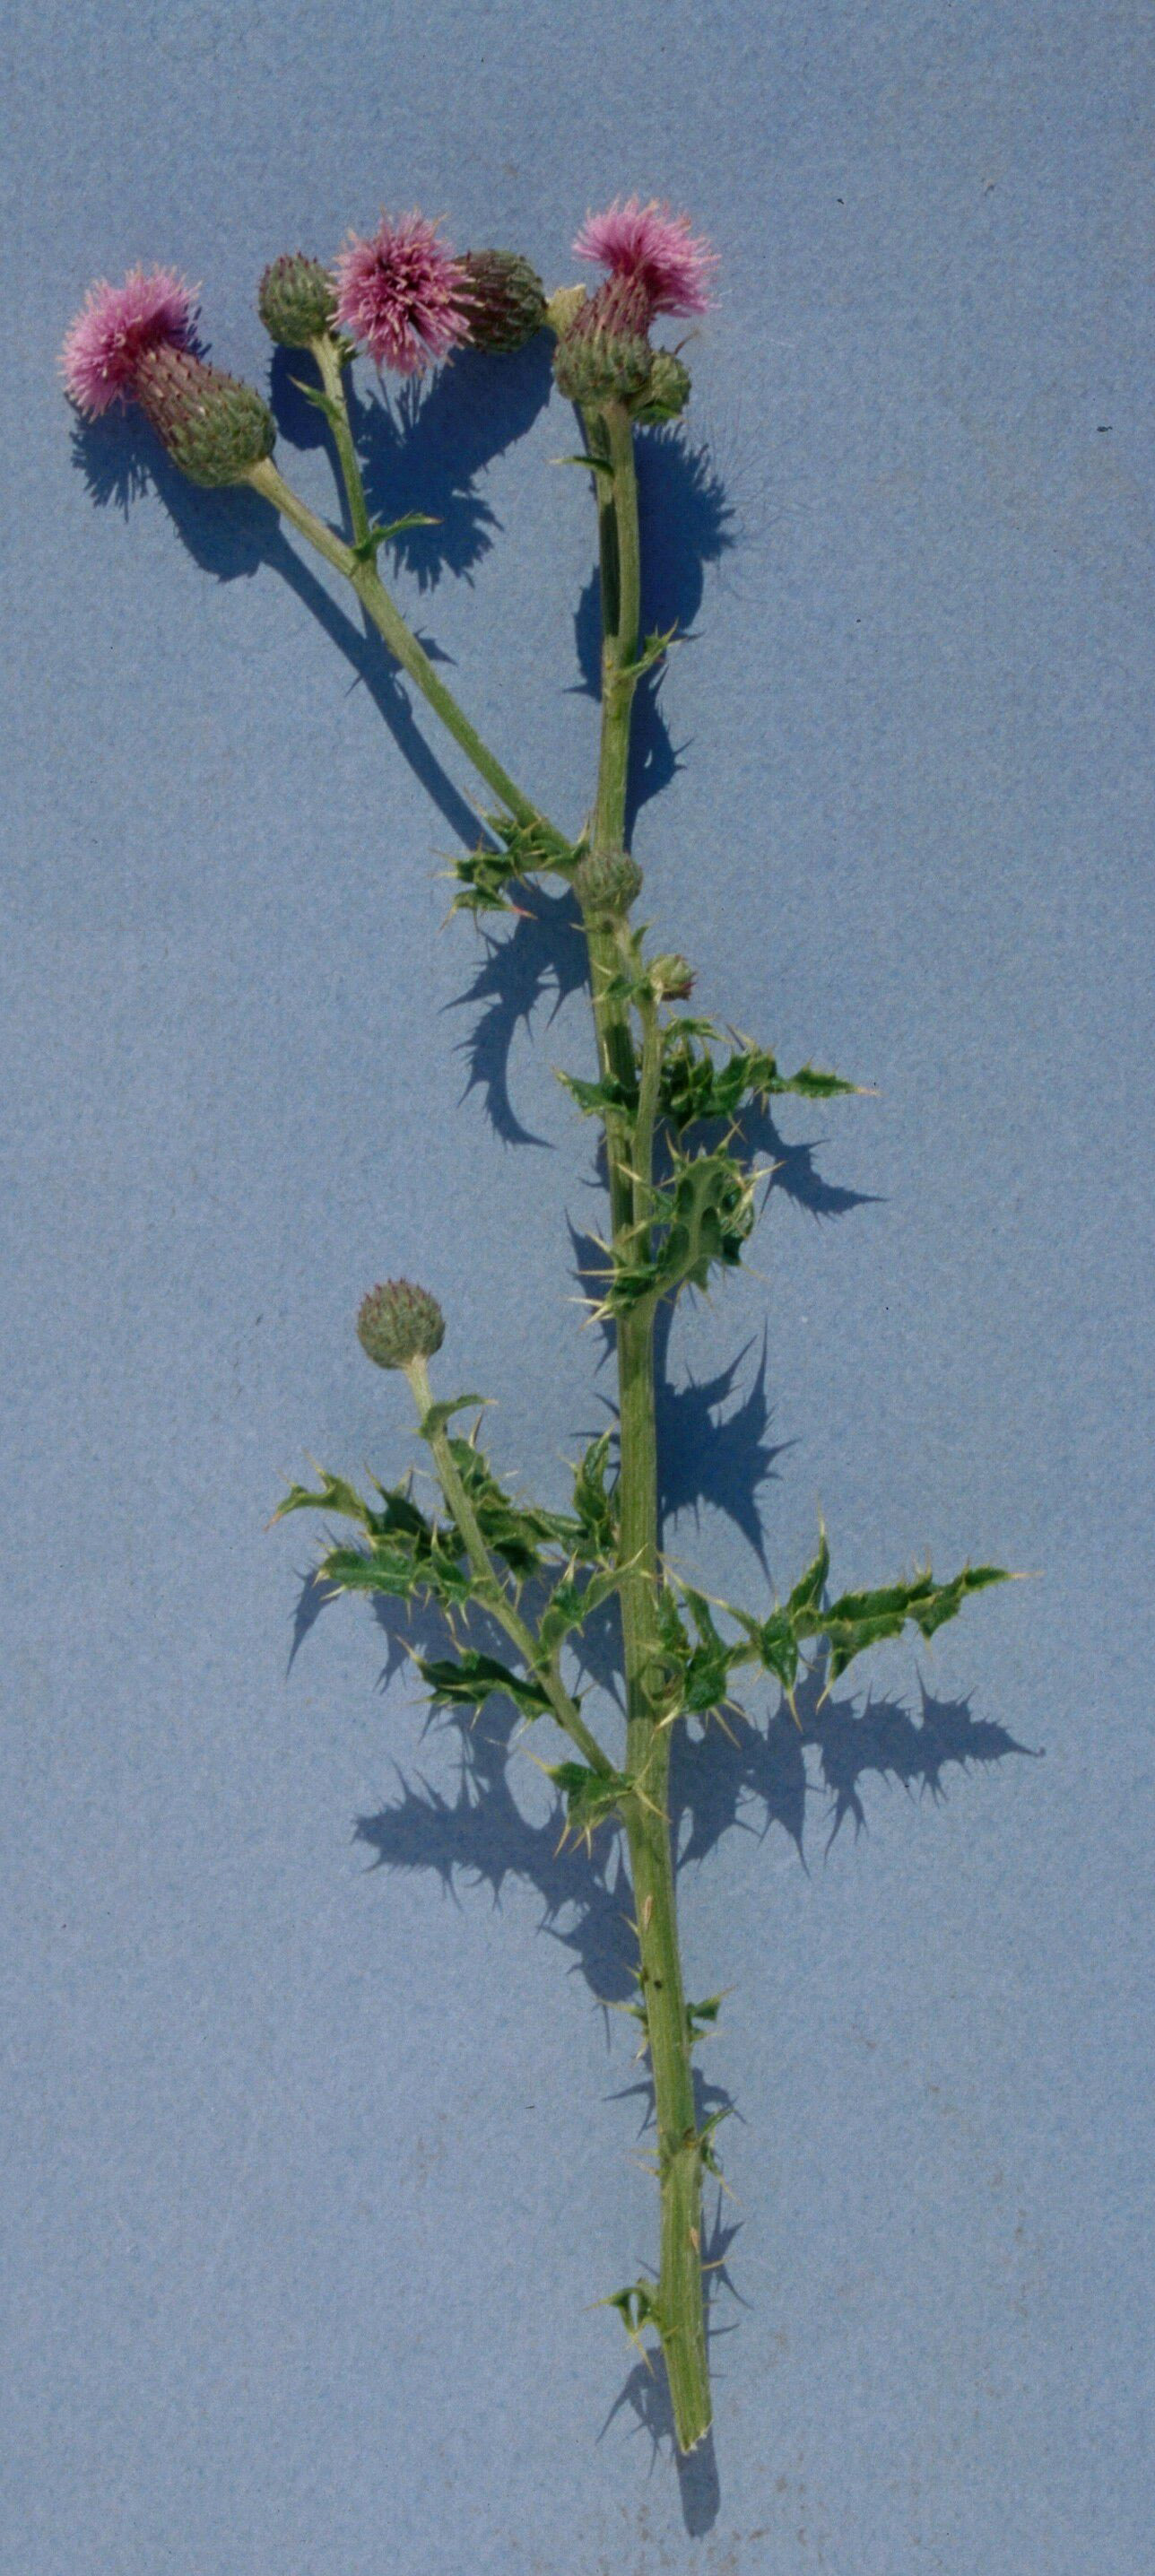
<box><xmin>569</xmin><ymin>1430</ymin><xmax>620</xmax><ymax>1561</ymax></box>
<box><xmin>620</xmin><ymin>622</ymin><xmax>678</xmax><ymax>683</ymax></box>
<box><xmin>801</xmin><ymin>1562</ymin><xmax>1012</xmax><ymax>1682</ymax></box>
<box><xmin>555</xmin><ymin>1068</ymin><xmax>640</xmax><ymax>1119</ymax></box>
<box><xmin>447</xmin><ymin>1437</ymin><xmax>576</xmax><ymax>1577</ymax></box>
<box><xmin>551</xmin><ymin>450</ymin><xmax>615</xmax><ymax>477</ymax></box>
<box><xmin>787</xmin><ymin>1528</ymin><xmax>829</xmax><ymax>1618</ymax></box>
<box><xmin>352</xmin><ymin>509</ymin><xmax>439</xmax><ymax>561</ymax></box>
<box><xmin>418</xmin><ymin>1393</ymin><xmax>488</xmax><ymax>1440</ymax></box>
<box><xmin>658</xmin><ymin>1027</ymin><xmax>859</xmax><ymax>1134</ymax></box>
<box><xmin>602</xmin><ymin>2280</ymin><xmax>664</xmax><ymax>2347</ymax></box>
<box><xmin>537</xmin><ymin>1562</ymin><xmax>622</xmax><ymax>1653</ymax></box>
<box><xmin>418</xmin><ymin>1650</ymin><xmax>554</xmax><ymax>1719</ymax></box>
<box><xmin>605</xmin><ymin>1145</ymin><xmax>759</xmax><ymax>1316</ymax></box>
<box><xmin>273</xmin><ymin>1467</ymin><xmax>377</xmax><ymax>1527</ymax></box>
<box><xmin>547</xmin><ymin>1757</ymin><xmax>632</xmax><ymax>1846</ymax></box>
<box><xmin>687</xmin><ymin>1995</ymin><xmax>725</xmax><ymax>2046</ymax></box>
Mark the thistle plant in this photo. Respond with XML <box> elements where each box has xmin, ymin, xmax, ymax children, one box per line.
<box><xmin>64</xmin><ymin>196</ymin><xmax>1013</xmax><ymax>2454</ymax></box>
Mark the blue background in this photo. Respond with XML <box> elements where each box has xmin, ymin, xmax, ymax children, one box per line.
<box><xmin>4</xmin><ymin>4</ymin><xmax>1153</xmax><ymax>2568</ymax></box>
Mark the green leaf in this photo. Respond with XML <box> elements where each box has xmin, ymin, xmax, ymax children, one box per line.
<box><xmin>603</xmin><ymin>2280</ymin><xmax>663</xmax><ymax>2344</ymax></box>
<box><xmin>418</xmin><ymin>1393</ymin><xmax>488</xmax><ymax>1440</ymax></box>
<box><xmin>352</xmin><ymin>509</ymin><xmax>439</xmax><ymax>561</ymax></box>
<box><xmin>446</xmin><ymin>1436</ymin><xmax>576</xmax><ymax>1578</ymax></box>
<box><xmin>418</xmin><ymin>1650</ymin><xmax>554</xmax><ymax>1719</ymax></box>
<box><xmin>569</xmin><ymin>1430</ymin><xmax>620</xmax><ymax>1562</ymax></box>
<box><xmin>537</xmin><ymin>1562</ymin><xmax>622</xmax><ymax>1653</ymax></box>
<box><xmin>273</xmin><ymin>1467</ymin><xmax>376</xmax><ymax>1527</ymax></box>
<box><xmin>686</xmin><ymin>1994</ymin><xmax>725</xmax><ymax>2046</ymax></box>
<box><xmin>787</xmin><ymin>1528</ymin><xmax>830</xmax><ymax>1618</ymax></box>
<box><xmin>290</xmin><ymin>377</ymin><xmax>345</xmax><ymax>430</ymax></box>
<box><xmin>555</xmin><ymin>1069</ymin><xmax>639</xmax><ymax>1119</ymax></box>
<box><xmin>809</xmin><ymin>1562</ymin><xmax>1012</xmax><ymax>1681</ymax></box>
<box><xmin>619</xmin><ymin>622</ymin><xmax>678</xmax><ymax>683</ymax></box>
<box><xmin>551</xmin><ymin>450</ymin><xmax>615</xmax><ymax>477</ymax></box>
<box><xmin>547</xmin><ymin>1758</ymin><xmax>632</xmax><ymax>1846</ymax></box>
<box><xmin>658</xmin><ymin>1027</ymin><xmax>859</xmax><ymax>1134</ymax></box>
<box><xmin>606</xmin><ymin>1145</ymin><xmax>759</xmax><ymax>1316</ymax></box>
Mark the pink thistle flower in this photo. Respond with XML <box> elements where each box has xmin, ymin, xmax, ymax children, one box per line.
<box><xmin>333</xmin><ymin>213</ymin><xmax>471</xmax><ymax>377</ymax></box>
<box><xmin>573</xmin><ymin>196</ymin><xmax>717</xmax><ymax>319</ymax></box>
<box><xmin>59</xmin><ymin>265</ymin><xmax>199</xmax><ymax>416</ymax></box>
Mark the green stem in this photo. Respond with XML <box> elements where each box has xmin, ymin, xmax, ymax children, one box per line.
<box><xmin>404</xmin><ymin>1359</ymin><xmax>614</xmax><ymax>1781</ymax></box>
<box><xmin>245</xmin><ymin>452</ymin><xmax>546</xmax><ymax>834</ymax></box>
<box><xmin>310</xmin><ymin>335</ymin><xmax>372</xmax><ymax>551</ymax></box>
<box><xmin>578</xmin><ymin>402</ymin><xmax>712</xmax><ymax>2450</ymax></box>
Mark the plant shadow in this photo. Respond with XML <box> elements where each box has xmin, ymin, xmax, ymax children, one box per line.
<box><xmin>69</xmin><ymin>329</ymin><xmax>555</xmax><ymax>857</ymax></box>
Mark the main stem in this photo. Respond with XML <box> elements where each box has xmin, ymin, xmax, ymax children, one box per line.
<box><xmin>579</xmin><ymin>403</ymin><xmax>712</xmax><ymax>2450</ymax></box>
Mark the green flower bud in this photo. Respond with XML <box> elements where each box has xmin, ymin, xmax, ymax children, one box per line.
<box><xmin>543</xmin><ymin>284</ymin><xmax>586</xmax><ymax>338</ymax></box>
<box><xmin>633</xmin><ymin>349</ymin><xmax>691</xmax><ymax>424</ymax></box>
<box><xmin>257</xmin><ymin>252</ymin><xmax>337</xmax><ymax>347</ymax></box>
<box><xmin>357</xmin><ymin>1278</ymin><xmax>446</xmax><ymax>1371</ymax></box>
<box><xmin>648</xmin><ymin>953</ymin><xmax>695</xmax><ymax>1001</ymax></box>
<box><xmin>573</xmin><ymin>849</ymin><xmax>644</xmax><ymax>921</ymax></box>
<box><xmin>135</xmin><ymin>346</ymin><xmax>275</xmax><ymax>487</ymax></box>
<box><xmin>459</xmin><ymin>250</ymin><xmax>547</xmax><ymax>354</ymax></box>
<box><xmin>552</xmin><ymin>276</ymin><xmax>653</xmax><ymax>407</ymax></box>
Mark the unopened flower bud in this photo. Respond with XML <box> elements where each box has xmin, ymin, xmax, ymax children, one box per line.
<box><xmin>257</xmin><ymin>252</ymin><xmax>336</xmax><ymax>347</ymax></box>
<box><xmin>552</xmin><ymin>275</ymin><xmax>653</xmax><ymax>407</ymax></box>
<box><xmin>648</xmin><ymin>953</ymin><xmax>695</xmax><ymax>1001</ymax></box>
<box><xmin>634</xmin><ymin>349</ymin><xmax>691</xmax><ymax>423</ymax></box>
<box><xmin>135</xmin><ymin>346</ymin><xmax>275</xmax><ymax>486</ymax></box>
<box><xmin>544</xmin><ymin>284</ymin><xmax>586</xmax><ymax>337</ymax></box>
<box><xmin>573</xmin><ymin>849</ymin><xmax>644</xmax><ymax>920</ymax></box>
<box><xmin>357</xmin><ymin>1278</ymin><xmax>446</xmax><ymax>1371</ymax></box>
<box><xmin>459</xmin><ymin>250</ymin><xmax>546</xmax><ymax>353</ymax></box>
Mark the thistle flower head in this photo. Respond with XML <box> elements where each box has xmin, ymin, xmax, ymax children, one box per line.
<box><xmin>257</xmin><ymin>252</ymin><xmax>337</xmax><ymax>348</ymax></box>
<box><xmin>458</xmin><ymin>249</ymin><xmax>546</xmax><ymax>354</ymax></box>
<box><xmin>357</xmin><ymin>1278</ymin><xmax>446</xmax><ymax>1371</ymax></box>
<box><xmin>59</xmin><ymin>265</ymin><xmax>199</xmax><ymax>416</ymax></box>
<box><xmin>574</xmin><ymin>196</ymin><xmax>717</xmax><ymax>318</ymax></box>
<box><xmin>134</xmin><ymin>346</ymin><xmax>275</xmax><ymax>486</ymax></box>
<box><xmin>552</xmin><ymin>274</ymin><xmax>654</xmax><ymax>407</ymax></box>
<box><xmin>333</xmin><ymin>213</ymin><xmax>471</xmax><ymax>376</ymax></box>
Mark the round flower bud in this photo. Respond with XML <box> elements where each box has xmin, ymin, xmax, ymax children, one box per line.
<box><xmin>648</xmin><ymin>953</ymin><xmax>695</xmax><ymax>1001</ymax></box>
<box><xmin>357</xmin><ymin>1278</ymin><xmax>446</xmax><ymax>1371</ymax></box>
<box><xmin>633</xmin><ymin>349</ymin><xmax>691</xmax><ymax>423</ymax></box>
<box><xmin>257</xmin><ymin>253</ymin><xmax>337</xmax><ymax>347</ymax></box>
<box><xmin>573</xmin><ymin>849</ymin><xmax>644</xmax><ymax>920</ymax></box>
<box><xmin>459</xmin><ymin>250</ymin><xmax>547</xmax><ymax>353</ymax></box>
<box><xmin>552</xmin><ymin>275</ymin><xmax>653</xmax><ymax>407</ymax></box>
<box><xmin>544</xmin><ymin>284</ymin><xmax>586</xmax><ymax>337</ymax></box>
<box><xmin>135</xmin><ymin>346</ymin><xmax>275</xmax><ymax>486</ymax></box>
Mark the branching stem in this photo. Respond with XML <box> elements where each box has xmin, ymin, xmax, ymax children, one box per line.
<box><xmin>404</xmin><ymin>1357</ymin><xmax>614</xmax><ymax>1780</ymax></box>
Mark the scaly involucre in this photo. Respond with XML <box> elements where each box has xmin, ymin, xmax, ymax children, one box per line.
<box><xmin>333</xmin><ymin>213</ymin><xmax>472</xmax><ymax>375</ymax></box>
<box><xmin>573</xmin><ymin>195</ymin><xmax>718</xmax><ymax>318</ymax></box>
<box><xmin>60</xmin><ymin>265</ymin><xmax>199</xmax><ymax>415</ymax></box>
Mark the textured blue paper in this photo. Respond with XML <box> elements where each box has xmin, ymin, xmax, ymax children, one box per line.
<box><xmin>4</xmin><ymin>3</ymin><xmax>1153</xmax><ymax>2568</ymax></box>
